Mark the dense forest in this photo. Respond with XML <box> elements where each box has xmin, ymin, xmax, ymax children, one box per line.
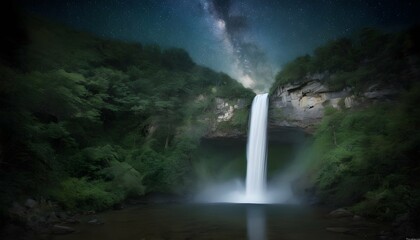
<box><xmin>0</xmin><ymin>14</ymin><xmax>254</xmax><ymax>213</ymax></box>
<box><xmin>310</xmin><ymin>91</ymin><xmax>420</xmax><ymax>221</ymax></box>
<box><xmin>270</xmin><ymin>27</ymin><xmax>420</xmax><ymax>222</ymax></box>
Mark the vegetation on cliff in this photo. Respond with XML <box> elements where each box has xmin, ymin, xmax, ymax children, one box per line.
<box><xmin>270</xmin><ymin>27</ymin><xmax>420</xmax><ymax>221</ymax></box>
<box><xmin>0</xmin><ymin>15</ymin><xmax>253</xmax><ymax>212</ymax></box>
<box><xmin>270</xmin><ymin>26</ymin><xmax>420</xmax><ymax>93</ymax></box>
<box><xmin>309</xmin><ymin>87</ymin><xmax>420</xmax><ymax>220</ymax></box>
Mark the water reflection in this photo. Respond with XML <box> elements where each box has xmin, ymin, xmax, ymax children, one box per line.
<box><xmin>247</xmin><ymin>205</ymin><xmax>267</xmax><ymax>240</ymax></box>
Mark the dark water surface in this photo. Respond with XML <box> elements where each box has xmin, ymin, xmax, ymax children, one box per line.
<box><xmin>53</xmin><ymin>203</ymin><xmax>382</xmax><ymax>240</ymax></box>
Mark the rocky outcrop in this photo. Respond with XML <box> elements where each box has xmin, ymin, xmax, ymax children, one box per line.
<box><xmin>328</xmin><ymin>208</ymin><xmax>354</xmax><ymax>218</ymax></box>
<box><xmin>270</xmin><ymin>80</ymin><xmax>352</xmax><ymax>132</ymax></box>
<box><xmin>214</xmin><ymin>98</ymin><xmax>245</xmax><ymax>122</ymax></box>
<box><xmin>204</xmin><ymin>77</ymin><xmax>400</xmax><ymax>137</ymax></box>
<box><xmin>206</xmin><ymin>98</ymin><xmax>249</xmax><ymax>138</ymax></box>
<box><xmin>51</xmin><ymin>225</ymin><xmax>75</xmax><ymax>234</ymax></box>
<box><xmin>270</xmin><ymin>76</ymin><xmax>399</xmax><ymax>132</ymax></box>
<box><xmin>6</xmin><ymin>198</ymin><xmax>79</xmax><ymax>236</ymax></box>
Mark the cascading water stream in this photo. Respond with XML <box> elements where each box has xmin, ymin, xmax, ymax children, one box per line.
<box><xmin>197</xmin><ymin>92</ymin><xmax>300</xmax><ymax>204</ymax></box>
<box><xmin>245</xmin><ymin>93</ymin><xmax>269</xmax><ymax>202</ymax></box>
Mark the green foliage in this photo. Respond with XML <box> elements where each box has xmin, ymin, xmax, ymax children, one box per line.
<box><xmin>274</xmin><ymin>55</ymin><xmax>313</xmax><ymax>86</ymax></box>
<box><xmin>312</xmin><ymin>38</ymin><xmax>356</xmax><ymax>72</ymax></box>
<box><xmin>67</xmin><ymin>145</ymin><xmax>120</xmax><ymax>178</ymax></box>
<box><xmin>352</xmin><ymin>185</ymin><xmax>413</xmax><ymax>220</ymax></box>
<box><xmin>161</xmin><ymin>48</ymin><xmax>195</xmax><ymax>71</ymax></box>
<box><xmin>0</xmin><ymin>15</ymin><xmax>253</xmax><ymax>211</ymax></box>
<box><xmin>50</xmin><ymin>178</ymin><xmax>121</xmax><ymax>211</ymax></box>
<box><xmin>309</xmin><ymin>86</ymin><xmax>420</xmax><ymax>220</ymax></box>
<box><xmin>270</xmin><ymin>27</ymin><xmax>419</xmax><ymax>93</ymax></box>
<box><xmin>329</xmin><ymin>67</ymin><xmax>374</xmax><ymax>92</ymax></box>
<box><xmin>214</xmin><ymin>74</ymin><xmax>255</xmax><ymax>99</ymax></box>
<box><xmin>230</xmin><ymin>108</ymin><xmax>249</xmax><ymax>130</ymax></box>
<box><xmin>101</xmin><ymin>161</ymin><xmax>145</xmax><ymax>197</ymax></box>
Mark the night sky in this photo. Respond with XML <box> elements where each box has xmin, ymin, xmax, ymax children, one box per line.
<box><xmin>20</xmin><ymin>0</ymin><xmax>420</xmax><ymax>92</ymax></box>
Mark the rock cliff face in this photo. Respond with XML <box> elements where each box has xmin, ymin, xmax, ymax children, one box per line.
<box><xmin>214</xmin><ymin>98</ymin><xmax>245</xmax><ymax>122</ymax></box>
<box><xmin>204</xmin><ymin>76</ymin><xmax>399</xmax><ymax>137</ymax></box>
<box><xmin>205</xmin><ymin>98</ymin><xmax>249</xmax><ymax>138</ymax></box>
<box><xmin>270</xmin><ymin>76</ymin><xmax>399</xmax><ymax>132</ymax></box>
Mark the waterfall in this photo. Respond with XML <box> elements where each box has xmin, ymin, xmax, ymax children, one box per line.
<box><xmin>246</xmin><ymin>93</ymin><xmax>269</xmax><ymax>202</ymax></box>
<box><xmin>195</xmin><ymin>92</ymin><xmax>301</xmax><ymax>204</ymax></box>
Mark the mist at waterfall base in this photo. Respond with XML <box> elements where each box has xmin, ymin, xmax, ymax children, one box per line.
<box><xmin>195</xmin><ymin>94</ymin><xmax>307</xmax><ymax>204</ymax></box>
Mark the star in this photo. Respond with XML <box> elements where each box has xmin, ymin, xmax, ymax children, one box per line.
<box><xmin>19</xmin><ymin>0</ymin><xmax>420</xmax><ymax>92</ymax></box>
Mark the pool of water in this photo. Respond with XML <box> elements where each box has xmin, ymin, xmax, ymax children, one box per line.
<box><xmin>53</xmin><ymin>203</ymin><xmax>383</xmax><ymax>240</ymax></box>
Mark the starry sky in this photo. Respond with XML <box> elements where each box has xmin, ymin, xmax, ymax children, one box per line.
<box><xmin>20</xmin><ymin>0</ymin><xmax>420</xmax><ymax>92</ymax></box>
